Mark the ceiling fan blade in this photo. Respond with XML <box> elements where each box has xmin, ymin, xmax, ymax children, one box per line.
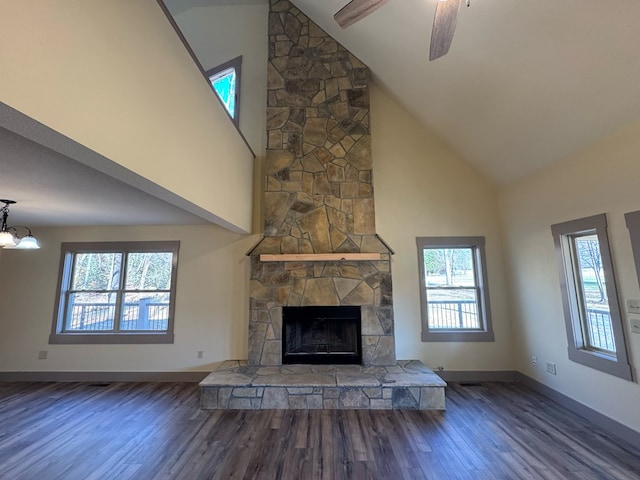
<box><xmin>429</xmin><ymin>0</ymin><xmax>462</xmax><ymax>61</ymax></box>
<box><xmin>334</xmin><ymin>0</ymin><xmax>390</xmax><ymax>29</ymax></box>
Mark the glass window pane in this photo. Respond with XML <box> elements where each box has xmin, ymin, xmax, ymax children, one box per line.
<box><xmin>418</xmin><ymin>236</ymin><xmax>494</xmax><ymax>342</ymax></box>
<box><xmin>426</xmin><ymin>288</ymin><xmax>480</xmax><ymax>329</ymax></box>
<box><xmin>120</xmin><ymin>292</ymin><xmax>170</xmax><ymax>331</ymax></box>
<box><xmin>573</xmin><ymin>235</ymin><xmax>616</xmax><ymax>352</ymax></box>
<box><xmin>65</xmin><ymin>292</ymin><xmax>115</xmax><ymax>331</ymax></box>
<box><xmin>210</xmin><ymin>67</ymin><xmax>236</xmax><ymax>117</ymax></box>
<box><xmin>125</xmin><ymin>252</ymin><xmax>173</xmax><ymax>290</ymax></box>
<box><xmin>72</xmin><ymin>253</ymin><xmax>122</xmax><ymax>290</ymax></box>
<box><xmin>423</xmin><ymin>248</ymin><xmax>476</xmax><ymax>287</ymax></box>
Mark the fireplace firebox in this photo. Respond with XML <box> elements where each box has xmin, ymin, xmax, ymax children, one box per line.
<box><xmin>282</xmin><ymin>306</ymin><xmax>362</xmax><ymax>365</ymax></box>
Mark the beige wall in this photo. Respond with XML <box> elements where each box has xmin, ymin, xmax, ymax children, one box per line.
<box><xmin>0</xmin><ymin>226</ymin><xmax>259</xmax><ymax>373</ymax></box>
<box><xmin>499</xmin><ymin>120</ymin><xmax>640</xmax><ymax>432</ymax></box>
<box><xmin>168</xmin><ymin>1</ymin><xmax>268</xmax><ymax>231</ymax></box>
<box><xmin>0</xmin><ymin>0</ymin><xmax>254</xmax><ymax>233</ymax></box>
<box><xmin>0</xmin><ymin>83</ymin><xmax>513</xmax><ymax>376</ymax></box>
<box><xmin>371</xmin><ymin>84</ymin><xmax>514</xmax><ymax>372</ymax></box>
<box><xmin>170</xmin><ymin>2</ymin><xmax>268</xmax><ymax>155</ymax></box>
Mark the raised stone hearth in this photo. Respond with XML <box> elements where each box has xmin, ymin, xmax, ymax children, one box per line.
<box><xmin>200</xmin><ymin>360</ymin><xmax>446</xmax><ymax>410</ymax></box>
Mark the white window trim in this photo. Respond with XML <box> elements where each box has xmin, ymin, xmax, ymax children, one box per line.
<box><xmin>417</xmin><ymin>236</ymin><xmax>494</xmax><ymax>342</ymax></box>
<box><xmin>205</xmin><ymin>55</ymin><xmax>242</xmax><ymax>128</ymax></box>
<box><xmin>551</xmin><ymin>214</ymin><xmax>632</xmax><ymax>381</ymax></box>
<box><xmin>49</xmin><ymin>241</ymin><xmax>179</xmax><ymax>345</ymax></box>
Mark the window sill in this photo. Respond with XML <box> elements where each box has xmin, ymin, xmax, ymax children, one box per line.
<box><xmin>569</xmin><ymin>347</ymin><xmax>632</xmax><ymax>381</ymax></box>
<box><xmin>49</xmin><ymin>332</ymin><xmax>174</xmax><ymax>345</ymax></box>
<box><xmin>422</xmin><ymin>330</ymin><xmax>495</xmax><ymax>342</ymax></box>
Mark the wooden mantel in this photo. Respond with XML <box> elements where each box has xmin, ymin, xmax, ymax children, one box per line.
<box><xmin>259</xmin><ymin>253</ymin><xmax>382</xmax><ymax>262</ymax></box>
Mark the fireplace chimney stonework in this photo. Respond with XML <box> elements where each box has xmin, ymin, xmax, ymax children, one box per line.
<box><xmin>199</xmin><ymin>0</ymin><xmax>447</xmax><ymax>410</ymax></box>
<box><xmin>248</xmin><ymin>0</ymin><xmax>396</xmax><ymax>367</ymax></box>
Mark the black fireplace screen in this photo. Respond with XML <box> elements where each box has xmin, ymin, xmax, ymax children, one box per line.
<box><xmin>282</xmin><ymin>306</ymin><xmax>362</xmax><ymax>365</ymax></box>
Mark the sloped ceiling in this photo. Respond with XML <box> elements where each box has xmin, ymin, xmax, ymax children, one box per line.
<box><xmin>0</xmin><ymin>124</ymin><xmax>207</xmax><ymax>227</ymax></box>
<box><xmin>3</xmin><ymin>0</ymin><xmax>640</xmax><ymax>227</ymax></box>
<box><xmin>291</xmin><ymin>0</ymin><xmax>640</xmax><ymax>183</ymax></box>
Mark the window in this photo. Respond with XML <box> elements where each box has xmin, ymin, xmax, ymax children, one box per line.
<box><xmin>50</xmin><ymin>241</ymin><xmax>179</xmax><ymax>344</ymax></box>
<box><xmin>417</xmin><ymin>237</ymin><xmax>494</xmax><ymax>342</ymax></box>
<box><xmin>551</xmin><ymin>214</ymin><xmax>632</xmax><ymax>380</ymax></box>
<box><xmin>205</xmin><ymin>56</ymin><xmax>241</xmax><ymax>127</ymax></box>
<box><xmin>626</xmin><ymin>209</ymin><xmax>640</xmax><ymax>290</ymax></box>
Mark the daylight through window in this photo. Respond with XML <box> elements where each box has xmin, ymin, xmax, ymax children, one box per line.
<box><xmin>205</xmin><ymin>56</ymin><xmax>242</xmax><ymax>127</ymax></box>
<box><xmin>50</xmin><ymin>241</ymin><xmax>179</xmax><ymax>344</ymax></box>
<box><xmin>417</xmin><ymin>237</ymin><xmax>494</xmax><ymax>342</ymax></box>
<box><xmin>551</xmin><ymin>214</ymin><xmax>632</xmax><ymax>380</ymax></box>
<box><xmin>423</xmin><ymin>247</ymin><xmax>480</xmax><ymax>329</ymax></box>
<box><xmin>568</xmin><ymin>233</ymin><xmax>616</xmax><ymax>353</ymax></box>
<box><xmin>210</xmin><ymin>67</ymin><xmax>236</xmax><ymax>118</ymax></box>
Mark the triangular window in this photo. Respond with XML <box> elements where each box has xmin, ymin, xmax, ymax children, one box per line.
<box><xmin>206</xmin><ymin>56</ymin><xmax>241</xmax><ymax>127</ymax></box>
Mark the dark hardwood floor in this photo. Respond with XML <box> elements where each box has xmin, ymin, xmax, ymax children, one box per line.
<box><xmin>0</xmin><ymin>381</ymin><xmax>638</xmax><ymax>480</ymax></box>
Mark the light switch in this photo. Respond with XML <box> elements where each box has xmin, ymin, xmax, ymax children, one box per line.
<box><xmin>626</xmin><ymin>299</ymin><xmax>640</xmax><ymax>314</ymax></box>
<box><xmin>631</xmin><ymin>318</ymin><xmax>640</xmax><ymax>334</ymax></box>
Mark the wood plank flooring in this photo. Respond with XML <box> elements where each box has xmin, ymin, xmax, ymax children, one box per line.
<box><xmin>0</xmin><ymin>381</ymin><xmax>638</xmax><ymax>479</ymax></box>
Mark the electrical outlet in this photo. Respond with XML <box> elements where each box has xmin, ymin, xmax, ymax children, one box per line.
<box><xmin>197</xmin><ymin>350</ymin><xmax>204</xmax><ymax>359</ymax></box>
<box><xmin>38</xmin><ymin>350</ymin><xmax>48</xmax><ymax>360</ymax></box>
<box><xmin>545</xmin><ymin>361</ymin><xmax>557</xmax><ymax>375</ymax></box>
<box><xmin>531</xmin><ymin>355</ymin><xmax>537</xmax><ymax>365</ymax></box>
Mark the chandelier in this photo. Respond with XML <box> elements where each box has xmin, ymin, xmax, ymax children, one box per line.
<box><xmin>0</xmin><ymin>199</ymin><xmax>40</xmax><ymax>249</ymax></box>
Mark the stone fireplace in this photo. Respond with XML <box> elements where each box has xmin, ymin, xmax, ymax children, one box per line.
<box><xmin>247</xmin><ymin>0</ymin><xmax>396</xmax><ymax>367</ymax></box>
<box><xmin>198</xmin><ymin>0</ymin><xmax>447</xmax><ymax>410</ymax></box>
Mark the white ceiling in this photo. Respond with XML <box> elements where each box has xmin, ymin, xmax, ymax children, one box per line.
<box><xmin>291</xmin><ymin>0</ymin><xmax>640</xmax><ymax>183</ymax></box>
<box><xmin>3</xmin><ymin>0</ymin><xmax>640</xmax><ymax>227</ymax></box>
<box><xmin>167</xmin><ymin>0</ymin><xmax>267</xmax><ymax>16</ymax></box>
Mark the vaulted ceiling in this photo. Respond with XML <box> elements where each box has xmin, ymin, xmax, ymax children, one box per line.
<box><xmin>291</xmin><ymin>0</ymin><xmax>640</xmax><ymax>183</ymax></box>
<box><xmin>2</xmin><ymin>0</ymin><xmax>640</xmax><ymax>227</ymax></box>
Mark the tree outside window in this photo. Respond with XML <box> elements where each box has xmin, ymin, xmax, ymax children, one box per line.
<box><xmin>50</xmin><ymin>241</ymin><xmax>179</xmax><ymax>345</ymax></box>
<box><xmin>417</xmin><ymin>237</ymin><xmax>494</xmax><ymax>342</ymax></box>
<box><xmin>551</xmin><ymin>214</ymin><xmax>632</xmax><ymax>380</ymax></box>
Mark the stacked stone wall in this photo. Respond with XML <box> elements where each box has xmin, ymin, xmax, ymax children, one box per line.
<box><xmin>248</xmin><ymin>0</ymin><xmax>396</xmax><ymax>366</ymax></box>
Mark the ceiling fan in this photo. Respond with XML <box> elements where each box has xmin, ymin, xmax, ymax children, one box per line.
<box><xmin>334</xmin><ymin>0</ymin><xmax>464</xmax><ymax>61</ymax></box>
